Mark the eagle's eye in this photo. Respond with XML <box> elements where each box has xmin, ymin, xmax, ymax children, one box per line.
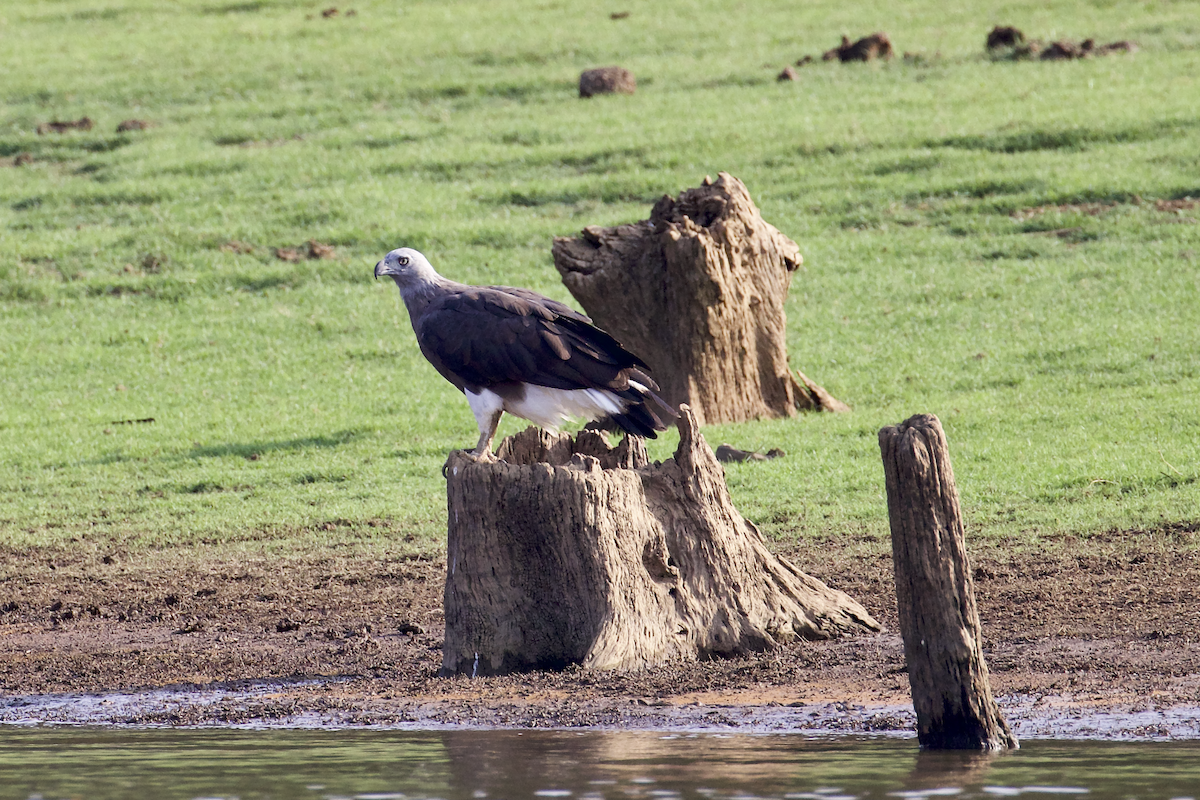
<box><xmin>397</xmin><ymin>255</ymin><xmax>410</xmax><ymax>266</ymax></box>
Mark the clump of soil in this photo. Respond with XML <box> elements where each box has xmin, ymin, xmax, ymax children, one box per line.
<box><xmin>275</xmin><ymin>240</ymin><xmax>336</xmax><ymax>262</ymax></box>
<box><xmin>579</xmin><ymin>66</ymin><xmax>636</xmax><ymax>98</ymax></box>
<box><xmin>220</xmin><ymin>240</ymin><xmax>257</xmax><ymax>255</ymax></box>
<box><xmin>986</xmin><ymin>26</ymin><xmax>1138</xmax><ymax>60</ymax></box>
<box><xmin>116</xmin><ymin>119</ymin><xmax>152</xmax><ymax>132</ymax></box>
<box><xmin>714</xmin><ymin>444</ymin><xmax>785</xmax><ymax>463</ymax></box>
<box><xmin>780</xmin><ymin>56</ymin><xmax>814</xmax><ymax>76</ymax></box>
<box><xmin>1095</xmin><ymin>40</ymin><xmax>1138</xmax><ymax>55</ymax></box>
<box><xmin>123</xmin><ymin>253</ymin><xmax>166</xmax><ymax>275</ymax></box>
<box><xmin>37</xmin><ymin>116</ymin><xmax>93</xmax><ymax>135</ymax></box>
<box><xmin>610</xmin><ymin>11</ymin><xmax>630</xmax><ymax>20</ymax></box>
<box><xmin>11</xmin><ymin>153</ymin><xmax>34</xmax><ymax>167</ymax></box>
<box><xmin>1040</xmin><ymin>39</ymin><xmax>1138</xmax><ymax>59</ymax></box>
<box><xmin>986</xmin><ymin>26</ymin><xmax>1025</xmax><ymax>50</ymax></box>
<box><xmin>1041</xmin><ymin>39</ymin><xmax>1095</xmax><ymax>60</ymax></box>
<box><xmin>140</xmin><ymin>253</ymin><xmax>165</xmax><ymax>274</ymax></box>
<box><xmin>823</xmin><ymin>33</ymin><xmax>894</xmax><ymax>63</ymax></box>
<box><xmin>786</xmin><ymin>33</ymin><xmax>893</xmax><ymax>69</ymax></box>
<box><xmin>307</xmin><ymin>240</ymin><xmax>336</xmax><ymax>259</ymax></box>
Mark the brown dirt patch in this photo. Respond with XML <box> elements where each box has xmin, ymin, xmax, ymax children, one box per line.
<box><xmin>3</xmin><ymin>524</ymin><xmax>1199</xmax><ymax>728</ymax></box>
<box><xmin>220</xmin><ymin>240</ymin><xmax>257</xmax><ymax>255</ymax></box>
<box><xmin>1156</xmin><ymin>198</ymin><xmax>1198</xmax><ymax>213</ymax></box>
<box><xmin>1011</xmin><ymin>202</ymin><xmax>1120</xmax><ymax>221</ymax></box>
<box><xmin>988</xmin><ymin>34</ymin><xmax>1137</xmax><ymax>61</ymax></box>
<box><xmin>275</xmin><ymin>240</ymin><xmax>336</xmax><ymax>262</ymax></box>
<box><xmin>116</xmin><ymin>118</ymin><xmax>153</xmax><ymax>132</ymax></box>
<box><xmin>1013</xmin><ymin>198</ymin><xmax>1197</xmax><ymax>226</ymax></box>
<box><xmin>36</xmin><ymin>117</ymin><xmax>93</xmax><ymax>135</ymax></box>
<box><xmin>823</xmin><ymin>33</ymin><xmax>894</xmax><ymax>63</ymax></box>
<box><xmin>1041</xmin><ymin>40</ymin><xmax>1095</xmax><ymax>61</ymax></box>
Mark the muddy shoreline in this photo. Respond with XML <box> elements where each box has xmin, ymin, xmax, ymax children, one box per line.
<box><xmin>3</xmin><ymin>526</ymin><xmax>1198</xmax><ymax>737</ymax></box>
<box><xmin>5</xmin><ymin>666</ymin><xmax>1200</xmax><ymax>740</ymax></box>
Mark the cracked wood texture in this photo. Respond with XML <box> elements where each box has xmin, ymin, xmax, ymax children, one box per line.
<box><xmin>441</xmin><ymin>405</ymin><xmax>879</xmax><ymax>676</ymax></box>
<box><xmin>879</xmin><ymin>414</ymin><xmax>1018</xmax><ymax>750</ymax></box>
<box><xmin>552</xmin><ymin>172</ymin><xmax>847</xmax><ymax>426</ymax></box>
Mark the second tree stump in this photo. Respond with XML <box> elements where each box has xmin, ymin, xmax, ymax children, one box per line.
<box><xmin>880</xmin><ymin>414</ymin><xmax>1017</xmax><ymax>750</ymax></box>
<box><xmin>442</xmin><ymin>406</ymin><xmax>880</xmax><ymax>675</ymax></box>
<box><xmin>552</xmin><ymin>172</ymin><xmax>847</xmax><ymax>426</ymax></box>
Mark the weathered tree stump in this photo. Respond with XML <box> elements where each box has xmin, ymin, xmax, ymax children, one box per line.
<box><xmin>879</xmin><ymin>414</ymin><xmax>1018</xmax><ymax>750</ymax></box>
<box><xmin>552</xmin><ymin>173</ymin><xmax>847</xmax><ymax>426</ymax></box>
<box><xmin>442</xmin><ymin>405</ymin><xmax>879</xmax><ymax>676</ymax></box>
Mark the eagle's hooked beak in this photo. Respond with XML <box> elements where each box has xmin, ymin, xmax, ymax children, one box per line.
<box><xmin>373</xmin><ymin>259</ymin><xmax>386</xmax><ymax>280</ymax></box>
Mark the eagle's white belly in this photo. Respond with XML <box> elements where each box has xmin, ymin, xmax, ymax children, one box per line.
<box><xmin>466</xmin><ymin>384</ymin><xmax>626</xmax><ymax>434</ymax></box>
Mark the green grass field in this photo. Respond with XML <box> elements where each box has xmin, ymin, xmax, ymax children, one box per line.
<box><xmin>2</xmin><ymin>0</ymin><xmax>1198</xmax><ymax>552</ymax></box>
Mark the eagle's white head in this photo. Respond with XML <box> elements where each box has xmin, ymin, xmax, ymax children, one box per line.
<box><xmin>374</xmin><ymin>247</ymin><xmax>441</xmax><ymax>290</ymax></box>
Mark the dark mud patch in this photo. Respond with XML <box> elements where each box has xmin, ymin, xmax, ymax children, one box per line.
<box><xmin>220</xmin><ymin>239</ymin><xmax>257</xmax><ymax>255</ymax></box>
<box><xmin>116</xmin><ymin>119</ymin><xmax>153</xmax><ymax>132</ymax></box>
<box><xmin>823</xmin><ymin>33</ymin><xmax>894</xmax><ymax>63</ymax></box>
<box><xmin>784</xmin><ymin>32</ymin><xmax>894</xmax><ymax>71</ymax></box>
<box><xmin>36</xmin><ymin>117</ymin><xmax>93</xmax><ymax>135</ymax></box>
<box><xmin>2</xmin><ymin>528</ymin><xmax>1199</xmax><ymax>733</ymax></box>
<box><xmin>275</xmin><ymin>240</ymin><xmax>336</xmax><ymax>261</ymax></box>
<box><xmin>986</xmin><ymin>27</ymin><xmax>1139</xmax><ymax>61</ymax></box>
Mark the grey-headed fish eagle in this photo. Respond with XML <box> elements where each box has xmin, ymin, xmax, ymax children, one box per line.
<box><xmin>374</xmin><ymin>247</ymin><xmax>676</xmax><ymax>459</ymax></box>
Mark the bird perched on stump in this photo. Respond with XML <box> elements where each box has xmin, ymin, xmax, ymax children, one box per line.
<box><xmin>374</xmin><ymin>247</ymin><xmax>677</xmax><ymax>459</ymax></box>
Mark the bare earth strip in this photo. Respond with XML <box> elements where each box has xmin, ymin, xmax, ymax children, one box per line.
<box><xmin>2</xmin><ymin>526</ymin><xmax>1198</xmax><ymax>737</ymax></box>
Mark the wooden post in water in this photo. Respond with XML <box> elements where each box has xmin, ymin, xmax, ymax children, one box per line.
<box><xmin>879</xmin><ymin>414</ymin><xmax>1018</xmax><ymax>750</ymax></box>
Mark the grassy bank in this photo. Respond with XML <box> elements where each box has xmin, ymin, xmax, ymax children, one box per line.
<box><xmin>2</xmin><ymin>0</ymin><xmax>1198</xmax><ymax>550</ymax></box>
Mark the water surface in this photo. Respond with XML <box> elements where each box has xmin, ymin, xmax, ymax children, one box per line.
<box><xmin>1</xmin><ymin>728</ymin><xmax>1197</xmax><ymax>800</ymax></box>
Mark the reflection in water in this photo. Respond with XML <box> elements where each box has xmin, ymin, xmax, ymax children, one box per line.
<box><xmin>904</xmin><ymin>749</ymin><xmax>1005</xmax><ymax>793</ymax></box>
<box><xmin>0</xmin><ymin>728</ymin><xmax>1199</xmax><ymax>800</ymax></box>
<box><xmin>441</xmin><ymin>730</ymin><xmax>932</xmax><ymax>798</ymax></box>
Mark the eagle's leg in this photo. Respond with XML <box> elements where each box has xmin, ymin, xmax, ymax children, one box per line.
<box><xmin>465</xmin><ymin>389</ymin><xmax>506</xmax><ymax>461</ymax></box>
<box><xmin>471</xmin><ymin>410</ymin><xmax>502</xmax><ymax>461</ymax></box>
